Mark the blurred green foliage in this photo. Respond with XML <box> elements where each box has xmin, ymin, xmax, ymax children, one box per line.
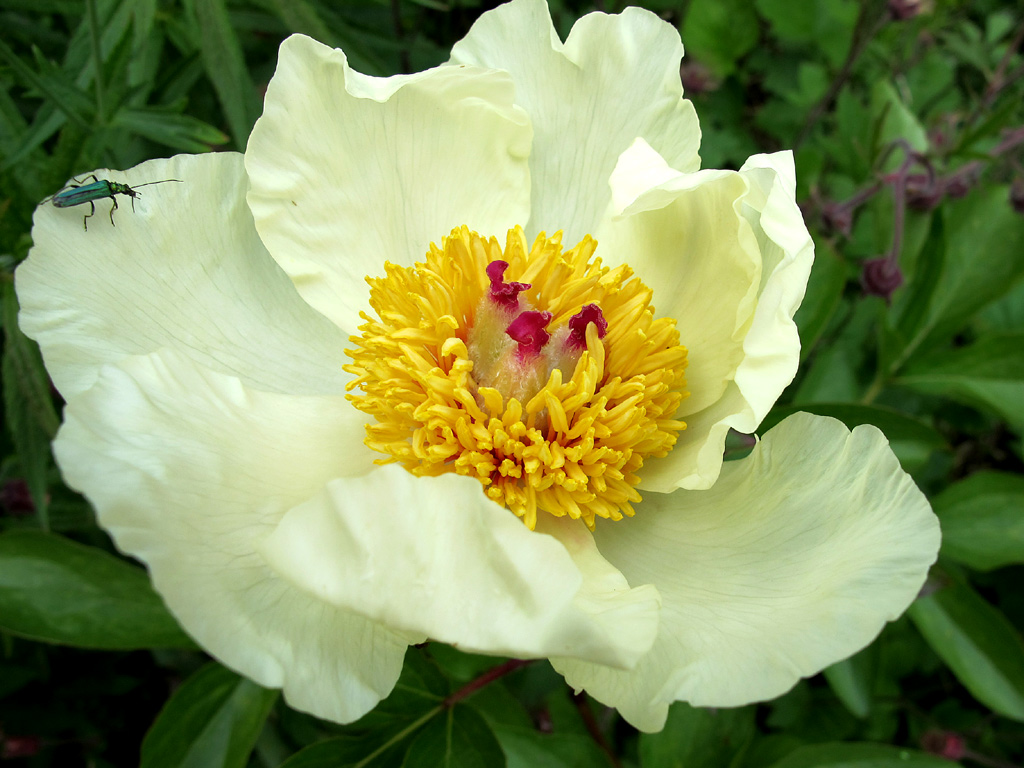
<box><xmin>1</xmin><ymin>0</ymin><xmax>1024</xmax><ymax>766</ymax></box>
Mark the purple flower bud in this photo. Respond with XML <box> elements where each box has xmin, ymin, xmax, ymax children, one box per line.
<box><xmin>820</xmin><ymin>202</ymin><xmax>853</xmax><ymax>237</ymax></box>
<box><xmin>1011</xmin><ymin>179</ymin><xmax>1024</xmax><ymax>215</ymax></box>
<box><xmin>921</xmin><ymin>731</ymin><xmax>966</xmax><ymax>761</ymax></box>
<box><xmin>861</xmin><ymin>257</ymin><xmax>904</xmax><ymax>302</ymax></box>
<box><xmin>888</xmin><ymin>0</ymin><xmax>922</xmax><ymax>20</ymax></box>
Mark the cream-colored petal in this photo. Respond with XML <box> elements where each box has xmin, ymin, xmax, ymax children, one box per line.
<box><xmin>598</xmin><ymin>140</ymin><xmax>760</xmax><ymax>419</ymax></box>
<box><xmin>600</xmin><ymin>141</ymin><xmax>813</xmax><ymax>492</ymax></box>
<box><xmin>449</xmin><ymin>0</ymin><xmax>700</xmax><ymax>243</ymax></box>
<box><xmin>16</xmin><ymin>152</ymin><xmax>349</xmax><ymax>401</ymax></box>
<box><xmin>552</xmin><ymin>413</ymin><xmax>940</xmax><ymax>732</ymax></box>
<box><xmin>245</xmin><ymin>34</ymin><xmax>533</xmax><ymax>336</ymax></box>
<box><xmin>53</xmin><ymin>348</ymin><xmax>403</xmax><ymax>724</ymax></box>
<box><xmin>261</xmin><ymin>470</ymin><xmax>660</xmax><ymax>670</ymax></box>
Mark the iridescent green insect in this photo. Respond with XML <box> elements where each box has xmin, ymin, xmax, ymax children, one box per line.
<box><xmin>44</xmin><ymin>174</ymin><xmax>184</xmax><ymax>231</ymax></box>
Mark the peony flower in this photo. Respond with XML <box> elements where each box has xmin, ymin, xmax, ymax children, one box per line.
<box><xmin>17</xmin><ymin>0</ymin><xmax>939</xmax><ymax>732</ymax></box>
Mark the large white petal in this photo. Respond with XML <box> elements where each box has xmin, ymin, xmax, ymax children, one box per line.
<box><xmin>17</xmin><ymin>152</ymin><xmax>349</xmax><ymax>400</ymax></box>
<box><xmin>261</xmin><ymin>470</ymin><xmax>660</xmax><ymax>669</ymax></box>
<box><xmin>600</xmin><ymin>141</ymin><xmax>813</xmax><ymax>491</ymax></box>
<box><xmin>597</xmin><ymin>140</ymin><xmax>760</xmax><ymax>419</ymax></box>
<box><xmin>246</xmin><ymin>34</ymin><xmax>533</xmax><ymax>336</ymax></box>
<box><xmin>449</xmin><ymin>0</ymin><xmax>700</xmax><ymax>243</ymax></box>
<box><xmin>552</xmin><ymin>413</ymin><xmax>940</xmax><ymax>732</ymax></box>
<box><xmin>54</xmin><ymin>348</ymin><xmax>403</xmax><ymax>724</ymax></box>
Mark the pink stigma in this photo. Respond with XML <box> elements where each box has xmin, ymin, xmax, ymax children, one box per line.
<box><xmin>506</xmin><ymin>311</ymin><xmax>552</xmax><ymax>358</ymax></box>
<box><xmin>566</xmin><ymin>304</ymin><xmax>608</xmax><ymax>350</ymax></box>
<box><xmin>486</xmin><ymin>260</ymin><xmax>531</xmax><ymax>310</ymax></box>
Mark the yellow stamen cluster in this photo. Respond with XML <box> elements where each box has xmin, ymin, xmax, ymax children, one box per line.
<box><xmin>344</xmin><ymin>226</ymin><xmax>688</xmax><ymax>529</ymax></box>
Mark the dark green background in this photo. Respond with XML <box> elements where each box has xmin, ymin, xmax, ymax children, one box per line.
<box><xmin>1</xmin><ymin>0</ymin><xmax>1023</xmax><ymax>765</ymax></box>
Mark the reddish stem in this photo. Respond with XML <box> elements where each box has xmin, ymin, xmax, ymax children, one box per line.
<box><xmin>443</xmin><ymin>659</ymin><xmax>534</xmax><ymax>708</ymax></box>
<box><xmin>572</xmin><ymin>691</ymin><xmax>622</xmax><ymax>768</ymax></box>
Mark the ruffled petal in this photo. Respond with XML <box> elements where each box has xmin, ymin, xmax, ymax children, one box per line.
<box><xmin>552</xmin><ymin>413</ymin><xmax>940</xmax><ymax>732</ymax></box>
<box><xmin>53</xmin><ymin>348</ymin><xmax>403</xmax><ymax>724</ymax></box>
<box><xmin>600</xmin><ymin>141</ymin><xmax>813</xmax><ymax>491</ymax></box>
<box><xmin>261</xmin><ymin>470</ymin><xmax>660</xmax><ymax>670</ymax></box>
<box><xmin>17</xmin><ymin>153</ymin><xmax>351</xmax><ymax>400</ymax></box>
<box><xmin>450</xmin><ymin>0</ymin><xmax>700</xmax><ymax>243</ymax></box>
<box><xmin>598</xmin><ymin>139</ymin><xmax>760</xmax><ymax>418</ymax></box>
<box><xmin>246</xmin><ymin>34</ymin><xmax>533</xmax><ymax>335</ymax></box>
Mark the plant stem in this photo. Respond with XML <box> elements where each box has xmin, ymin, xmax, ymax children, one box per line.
<box><xmin>443</xmin><ymin>658</ymin><xmax>534</xmax><ymax>707</ymax></box>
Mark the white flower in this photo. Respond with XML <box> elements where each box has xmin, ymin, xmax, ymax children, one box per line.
<box><xmin>17</xmin><ymin>0</ymin><xmax>939</xmax><ymax>732</ymax></box>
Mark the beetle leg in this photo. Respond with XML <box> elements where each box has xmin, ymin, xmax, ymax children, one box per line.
<box><xmin>83</xmin><ymin>201</ymin><xmax>95</xmax><ymax>231</ymax></box>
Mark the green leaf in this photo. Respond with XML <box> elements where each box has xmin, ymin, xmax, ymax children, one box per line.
<box><xmin>871</xmin><ymin>81</ymin><xmax>928</xmax><ymax>171</ymax></box>
<box><xmin>823</xmin><ymin>651</ymin><xmax>873</xmax><ymax>719</ymax></box>
<box><xmin>0</xmin><ymin>530</ymin><xmax>196</xmax><ymax>649</ymax></box>
<box><xmin>766</xmin><ymin>742</ymin><xmax>959</xmax><ymax>768</ymax></box>
<box><xmin>111</xmin><ymin>106</ymin><xmax>228</xmax><ymax>152</ymax></box>
<box><xmin>2</xmin><ymin>282</ymin><xmax>59</xmax><ymax>525</ymax></box>
<box><xmin>895</xmin><ymin>333</ymin><xmax>1024</xmax><ymax>428</ymax></box>
<box><xmin>754</xmin><ymin>0</ymin><xmax>857</xmax><ymax>65</ymax></box>
<box><xmin>194</xmin><ymin>0</ymin><xmax>260</xmax><ymax>149</ymax></box>
<box><xmin>898</xmin><ymin>188</ymin><xmax>1024</xmax><ymax>366</ymax></box>
<box><xmin>760</xmin><ymin>403</ymin><xmax>945</xmax><ymax>447</ymax></box>
<box><xmin>795</xmin><ymin>238</ymin><xmax>847</xmax><ymax>361</ymax></box>
<box><xmin>140</xmin><ymin>662</ymin><xmax>278</xmax><ymax>768</ymax></box>
<box><xmin>491</xmin><ymin>724</ymin><xmax>609</xmax><ymax>768</ymax></box>
<box><xmin>404</xmin><ymin>704</ymin><xmax>505</xmax><ymax>768</ymax></box>
<box><xmin>279</xmin><ymin>729</ymin><xmax>421</xmax><ymax>768</ymax></box>
<box><xmin>0</xmin><ymin>37</ymin><xmax>90</xmax><ymax>129</ymax></box>
<box><xmin>909</xmin><ymin>580</ymin><xmax>1024</xmax><ymax>722</ymax></box>
<box><xmin>681</xmin><ymin>0</ymin><xmax>760</xmax><ymax>76</ymax></box>
<box><xmin>931</xmin><ymin>471</ymin><xmax>1024</xmax><ymax>571</ymax></box>
<box><xmin>640</xmin><ymin>702</ymin><xmax>755</xmax><ymax>768</ymax></box>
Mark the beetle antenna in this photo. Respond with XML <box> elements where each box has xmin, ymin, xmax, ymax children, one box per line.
<box><xmin>132</xmin><ymin>179</ymin><xmax>184</xmax><ymax>189</ymax></box>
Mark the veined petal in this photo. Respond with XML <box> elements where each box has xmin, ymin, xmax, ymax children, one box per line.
<box><xmin>601</xmin><ymin>140</ymin><xmax>813</xmax><ymax>492</ymax></box>
<box><xmin>246</xmin><ymin>34</ymin><xmax>533</xmax><ymax>336</ymax></box>
<box><xmin>598</xmin><ymin>139</ymin><xmax>760</xmax><ymax>419</ymax></box>
<box><xmin>449</xmin><ymin>0</ymin><xmax>700</xmax><ymax>243</ymax></box>
<box><xmin>552</xmin><ymin>413</ymin><xmax>940</xmax><ymax>732</ymax></box>
<box><xmin>17</xmin><ymin>152</ymin><xmax>350</xmax><ymax>400</ymax></box>
<box><xmin>53</xmin><ymin>348</ymin><xmax>402</xmax><ymax>724</ymax></box>
<box><xmin>261</xmin><ymin>469</ymin><xmax>660</xmax><ymax>669</ymax></box>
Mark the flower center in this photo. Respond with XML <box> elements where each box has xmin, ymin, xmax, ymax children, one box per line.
<box><xmin>344</xmin><ymin>226</ymin><xmax>688</xmax><ymax>529</ymax></box>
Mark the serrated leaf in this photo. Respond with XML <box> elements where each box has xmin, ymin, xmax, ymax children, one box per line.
<box><xmin>931</xmin><ymin>472</ymin><xmax>1024</xmax><ymax>571</ymax></box>
<box><xmin>140</xmin><ymin>662</ymin><xmax>278</xmax><ymax>768</ymax></box>
<box><xmin>754</xmin><ymin>0</ymin><xmax>857</xmax><ymax>66</ymax></box>
<box><xmin>681</xmin><ymin>0</ymin><xmax>760</xmax><ymax>77</ymax></box>
<box><xmin>0</xmin><ymin>530</ymin><xmax>195</xmax><ymax>649</ymax></box>
<box><xmin>909</xmin><ymin>580</ymin><xmax>1024</xmax><ymax>722</ymax></box>
<box><xmin>766</xmin><ymin>742</ymin><xmax>959</xmax><ymax>768</ymax></box>
<box><xmin>404</xmin><ymin>704</ymin><xmax>505</xmax><ymax>768</ymax></box>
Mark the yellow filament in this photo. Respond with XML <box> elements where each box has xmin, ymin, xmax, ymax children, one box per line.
<box><xmin>344</xmin><ymin>226</ymin><xmax>688</xmax><ymax>529</ymax></box>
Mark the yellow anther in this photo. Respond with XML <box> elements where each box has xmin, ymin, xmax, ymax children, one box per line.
<box><xmin>345</xmin><ymin>226</ymin><xmax>689</xmax><ymax>529</ymax></box>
